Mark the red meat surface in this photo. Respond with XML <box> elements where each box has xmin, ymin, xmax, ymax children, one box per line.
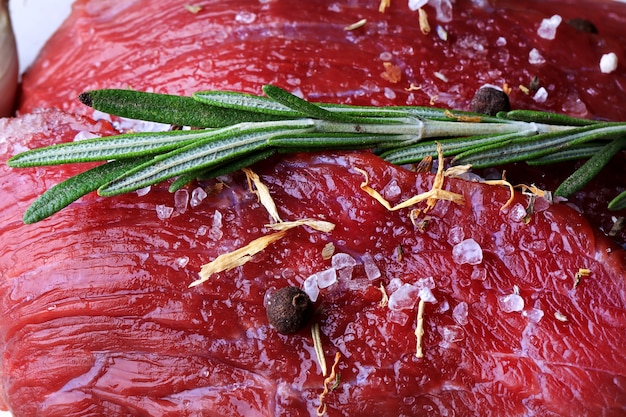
<box><xmin>2</xmin><ymin>0</ymin><xmax>626</xmax><ymax>416</ymax></box>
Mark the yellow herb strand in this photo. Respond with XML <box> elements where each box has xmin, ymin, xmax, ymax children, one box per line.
<box><xmin>379</xmin><ymin>283</ymin><xmax>389</xmax><ymax>308</ymax></box>
<box><xmin>191</xmin><ymin>230</ymin><xmax>288</xmax><ymax>286</ymax></box>
<box><xmin>312</xmin><ymin>323</ymin><xmax>328</xmax><ymax>376</ymax></box>
<box><xmin>317</xmin><ymin>352</ymin><xmax>342</xmax><ymax>416</ymax></box>
<box><xmin>243</xmin><ymin>167</ymin><xmax>282</xmax><ymax>223</ymax></box>
<box><xmin>356</xmin><ymin>143</ymin><xmax>464</xmax><ymax>212</ymax></box>
<box><xmin>415</xmin><ymin>298</ymin><xmax>426</xmax><ymax>358</ymax></box>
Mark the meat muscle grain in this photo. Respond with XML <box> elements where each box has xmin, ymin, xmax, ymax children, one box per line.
<box><xmin>2</xmin><ymin>0</ymin><xmax>626</xmax><ymax>416</ymax></box>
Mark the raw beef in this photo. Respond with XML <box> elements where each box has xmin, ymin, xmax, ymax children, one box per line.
<box><xmin>2</xmin><ymin>0</ymin><xmax>626</xmax><ymax>416</ymax></box>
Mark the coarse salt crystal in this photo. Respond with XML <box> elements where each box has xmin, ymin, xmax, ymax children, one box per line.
<box><xmin>387</xmin><ymin>278</ymin><xmax>403</xmax><ymax>294</ymax></box>
<box><xmin>600</xmin><ymin>52</ymin><xmax>618</xmax><ymax>74</ymax></box>
<box><xmin>533</xmin><ymin>87</ymin><xmax>549</xmax><ymax>103</ymax></box>
<box><xmin>174</xmin><ymin>189</ymin><xmax>189</xmax><ymax>214</ymax></box>
<box><xmin>315</xmin><ymin>268</ymin><xmax>338</xmax><ymax>289</ymax></box>
<box><xmin>136</xmin><ymin>186</ymin><xmax>151</xmax><ymax>197</ymax></box>
<box><xmin>508</xmin><ymin>203</ymin><xmax>527</xmax><ymax>222</ymax></box>
<box><xmin>408</xmin><ymin>0</ymin><xmax>428</xmax><ymax>11</ymax></box>
<box><xmin>388</xmin><ymin>283</ymin><xmax>420</xmax><ymax>311</ymax></box>
<box><xmin>362</xmin><ymin>252</ymin><xmax>381</xmax><ymax>280</ymax></box>
<box><xmin>418</xmin><ymin>287</ymin><xmax>437</xmax><ymax>303</ymax></box>
<box><xmin>190</xmin><ymin>187</ymin><xmax>208</xmax><ymax>208</ymax></box>
<box><xmin>537</xmin><ymin>14</ymin><xmax>562</xmax><ymax>40</ymax></box>
<box><xmin>175</xmin><ymin>256</ymin><xmax>189</xmax><ymax>268</ymax></box>
<box><xmin>332</xmin><ymin>253</ymin><xmax>357</xmax><ymax>269</ymax></box>
<box><xmin>453</xmin><ymin>301</ymin><xmax>469</xmax><ymax>325</ymax></box>
<box><xmin>235</xmin><ymin>11</ymin><xmax>256</xmax><ymax>24</ymax></box>
<box><xmin>156</xmin><ymin>204</ymin><xmax>174</xmax><ymax>220</ymax></box>
<box><xmin>303</xmin><ymin>275</ymin><xmax>320</xmax><ymax>302</ymax></box>
<box><xmin>387</xmin><ymin>310</ymin><xmax>410</xmax><ymax>326</ymax></box>
<box><xmin>447</xmin><ymin>225</ymin><xmax>465</xmax><ymax>246</ymax></box>
<box><xmin>73</xmin><ymin>131</ymin><xmax>100</xmax><ymax>142</ymax></box>
<box><xmin>332</xmin><ymin>253</ymin><xmax>357</xmax><ymax>280</ymax></box>
<box><xmin>522</xmin><ymin>308</ymin><xmax>545</xmax><ymax>323</ymax></box>
<box><xmin>208</xmin><ymin>210</ymin><xmax>223</xmax><ymax>240</ymax></box>
<box><xmin>431</xmin><ymin>0</ymin><xmax>453</xmax><ymax>22</ymax></box>
<box><xmin>452</xmin><ymin>239</ymin><xmax>483</xmax><ymax>265</ymax></box>
<box><xmin>528</xmin><ymin>48</ymin><xmax>546</xmax><ymax>65</ymax></box>
<box><xmin>498</xmin><ymin>293</ymin><xmax>525</xmax><ymax>313</ymax></box>
<box><xmin>436</xmin><ymin>25</ymin><xmax>448</xmax><ymax>41</ymax></box>
<box><xmin>415</xmin><ymin>276</ymin><xmax>436</xmax><ymax>290</ymax></box>
<box><xmin>439</xmin><ymin>325</ymin><xmax>465</xmax><ymax>345</ymax></box>
<box><xmin>379</xmin><ymin>51</ymin><xmax>393</xmax><ymax>61</ymax></box>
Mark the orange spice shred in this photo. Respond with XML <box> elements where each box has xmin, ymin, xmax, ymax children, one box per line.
<box><xmin>381</xmin><ymin>62</ymin><xmax>402</xmax><ymax>83</ymax></box>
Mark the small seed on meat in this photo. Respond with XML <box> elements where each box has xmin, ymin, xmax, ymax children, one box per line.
<box><xmin>266</xmin><ymin>286</ymin><xmax>314</xmax><ymax>334</ymax></box>
<box><xmin>470</xmin><ymin>86</ymin><xmax>511</xmax><ymax>116</ymax></box>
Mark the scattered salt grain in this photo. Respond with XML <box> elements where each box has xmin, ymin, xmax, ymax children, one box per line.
<box><xmin>379</xmin><ymin>51</ymin><xmax>393</xmax><ymax>61</ymax></box>
<box><xmin>388</xmin><ymin>283</ymin><xmax>420</xmax><ymax>311</ymax></box>
<box><xmin>387</xmin><ymin>278</ymin><xmax>404</xmax><ymax>294</ymax></box>
<box><xmin>332</xmin><ymin>253</ymin><xmax>357</xmax><ymax>269</ymax></box>
<box><xmin>498</xmin><ymin>293</ymin><xmax>525</xmax><ymax>313</ymax></box>
<box><xmin>508</xmin><ymin>203</ymin><xmax>527</xmax><ymax>222</ymax></box>
<box><xmin>600</xmin><ymin>52</ymin><xmax>618</xmax><ymax>74</ymax></box>
<box><xmin>434</xmin><ymin>71</ymin><xmax>448</xmax><ymax>82</ymax></box>
<box><xmin>528</xmin><ymin>48</ymin><xmax>546</xmax><ymax>65</ymax></box>
<box><xmin>452</xmin><ymin>239</ymin><xmax>483</xmax><ymax>265</ymax></box>
<box><xmin>408</xmin><ymin>0</ymin><xmax>428</xmax><ymax>11</ymax></box>
<box><xmin>190</xmin><ymin>187</ymin><xmax>208</xmax><ymax>208</ymax></box>
<box><xmin>453</xmin><ymin>301</ymin><xmax>469</xmax><ymax>325</ymax></box>
<box><xmin>156</xmin><ymin>204</ymin><xmax>174</xmax><ymax>220</ymax></box>
<box><xmin>303</xmin><ymin>275</ymin><xmax>320</xmax><ymax>302</ymax></box>
<box><xmin>431</xmin><ymin>0</ymin><xmax>453</xmax><ymax>22</ymax></box>
<box><xmin>382</xmin><ymin>178</ymin><xmax>402</xmax><ymax>199</ymax></box>
<box><xmin>384</xmin><ymin>87</ymin><xmax>397</xmax><ymax>100</ymax></box>
<box><xmin>522</xmin><ymin>308</ymin><xmax>544</xmax><ymax>323</ymax></box>
<box><xmin>388</xmin><ymin>310</ymin><xmax>410</xmax><ymax>326</ymax></box>
<box><xmin>418</xmin><ymin>287</ymin><xmax>437</xmax><ymax>303</ymax></box>
<box><xmin>439</xmin><ymin>325</ymin><xmax>465</xmax><ymax>346</ymax></box>
<box><xmin>537</xmin><ymin>14</ymin><xmax>562</xmax><ymax>40</ymax></box>
<box><xmin>315</xmin><ymin>268</ymin><xmax>338</xmax><ymax>289</ymax></box>
<box><xmin>196</xmin><ymin>225</ymin><xmax>209</xmax><ymax>237</ymax></box>
<box><xmin>533</xmin><ymin>87</ymin><xmax>548</xmax><ymax>103</ymax></box>
<box><xmin>174</xmin><ymin>189</ymin><xmax>189</xmax><ymax>214</ymax></box>
<box><xmin>437</xmin><ymin>300</ymin><xmax>450</xmax><ymax>313</ymax></box>
<box><xmin>496</xmin><ymin>36</ymin><xmax>507</xmax><ymax>46</ymax></box>
<box><xmin>436</xmin><ymin>25</ymin><xmax>448</xmax><ymax>41</ymax></box>
<box><xmin>208</xmin><ymin>210</ymin><xmax>223</xmax><ymax>240</ymax></box>
<box><xmin>72</xmin><ymin>131</ymin><xmax>100</xmax><ymax>142</ymax></box>
<box><xmin>415</xmin><ymin>276</ymin><xmax>436</xmax><ymax>290</ymax></box>
<box><xmin>235</xmin><ymin>11</ymin><xmax>256</xmax><ymax>24</ymax></box>
<box><xmin>362</xmin><ymin>252</ymin><xmax>381</xmax><ymax>280</ymax></box>
<box><xmin>136</xmin><ymin>186</ymin><xmax>151</xmax><ymax>197</ymax></box>
<box><xmin>447</xmin><ymin>225</ymin><xmax>465</xmax><ymax>245</ymax></box>
<box><xmin>174</xmin><ymin>256</ymin><xmax>189</xmax><ymax>268</ymax></box>
<box><xmin>332</xmin><ymin>253</ymin><xmax>357</xmax><ymax>280</ymax></box>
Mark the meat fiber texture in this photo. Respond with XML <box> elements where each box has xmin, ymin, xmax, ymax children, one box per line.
<box><xmin>1</xmin><ymin>0</ymin><xmax>626</xmax><ymax>416</ymax></box>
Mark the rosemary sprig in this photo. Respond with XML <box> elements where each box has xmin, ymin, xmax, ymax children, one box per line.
<box><xmin>7</xmin><ymin>84</ymin><xmax>626</xmax><ymax>223</ymax></box>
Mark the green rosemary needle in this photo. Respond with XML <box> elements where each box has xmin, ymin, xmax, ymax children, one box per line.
<box><xmin>7</xmin><ymin>84</ymin><xmax>626</xmax><ymax>223</ymax></box>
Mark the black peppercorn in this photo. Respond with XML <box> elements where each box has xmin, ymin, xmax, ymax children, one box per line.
<box><xmin>470</xmin><ymin>86</ymin><xmax>511</xmax><ymax>116</ymax></box>
<box><xmin>266</xmin><ymin>286</ymin><xmax>314</xmax><ymax>334</ymax></box>
<box><xmin>567</xmin><ymin>18</ymin><xmax>598</xmax><ymax>34</ymax></box>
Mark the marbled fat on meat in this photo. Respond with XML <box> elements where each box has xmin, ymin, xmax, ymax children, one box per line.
<box><xmin>2</xmin><ymin>0</ymin><xmax>626</xmax><ymax>416</ymax></box>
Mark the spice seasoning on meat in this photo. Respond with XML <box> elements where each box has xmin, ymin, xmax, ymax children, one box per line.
<box><xmin>266</xmin><ymin>286</ymin><xmax>315</xmax><ymax>334</ymax></box>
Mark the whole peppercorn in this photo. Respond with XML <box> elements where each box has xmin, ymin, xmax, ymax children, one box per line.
<box><xmin>266</xmin><ymin>286</ymin><xmax>314</xmax><ymax>334</ymax></box>
<box><xmin>567</xmin><ymin>18</ymin><xmax>598</xmax><ymax>34</ymax></box>
<box><xmin>470</xmin><ymin>86</ymin><xmax>511</xmax><ymax>116</ymax></box>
